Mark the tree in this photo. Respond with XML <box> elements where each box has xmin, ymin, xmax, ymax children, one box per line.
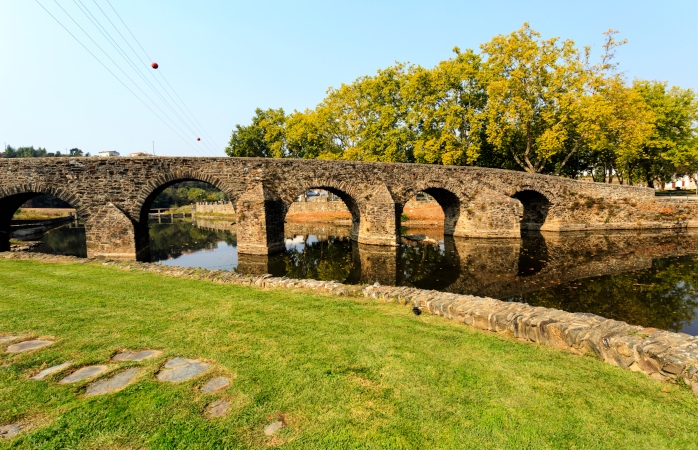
<box><xmin>480</xmin><ymin>24</ymin><xmax>590</xmax><ymax>173</ymax></box>
<box><xmin>632</xmin><ymin>81</ymin><xmax>698</xmax><ymax>188</ymax></box>
<box><xmin>69</xmin><ymin>148</ymin><xmax>83</xmax><ymax>157</ymax></box>
<box><xmin>286</xmin><ymin>107</ymin><xmax>343</xmax><ymax>159</ymax></box>
<box><xmin>320</xmin><ymin>63</ymin><xmax>414</xmax><ymax>162</ymax></box>
<box><xmin>225</xmin><ymin>108</ymin><xmax>287</xmax><ymax>158</ymax></box>
<box><xmin>404</xmin><ymin>48</ymin><xmax>487</xmax><ymax>165</ymax></box>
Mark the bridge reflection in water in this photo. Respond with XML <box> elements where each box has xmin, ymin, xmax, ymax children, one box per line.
<box><xmin>31</xmin><ymin>217</ymin><xmax>698</xmax><ymax>334</ymax></box>
<box><xmin>182</xmin><ymin>219</ymin><xmax>698</xmax><ymax>334</ymax></box>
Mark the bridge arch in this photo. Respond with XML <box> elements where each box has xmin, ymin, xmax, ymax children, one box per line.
<box><xmin>397</xmin><ymin>180</ymin><xmax>468</xmax><ymax>238</ymax></box>
<box><xmin>509</xmin><ymin>187</ymin><xmax>553</xmax><ymax>231</ymax></box>
<box><xmin>281</xmin><ymin>179</ymin><xmax>363</xmax><ymax>241</ymax></box>
<box><xmin>0</xmin><ymin>183</ymin><xmax>86</xmax><ymax>252</ymax></box>
<box><xmin>134</xmin><ymin>170</ymin><xmax>235</xmax><ymax>224</ymax></box>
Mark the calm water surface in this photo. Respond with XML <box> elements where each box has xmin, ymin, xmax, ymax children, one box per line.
<box><xmin>30</xmin><ymin>219</ymin><xmax>698</xmax><ymax>335</ymax></box>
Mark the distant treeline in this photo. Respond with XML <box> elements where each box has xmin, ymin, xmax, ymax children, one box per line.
<box><xmin>152</xmin><ymin>182</ymin><xmax>227</xmax><ymax>208</ymax></box>
<box><xmin>1</xmin><ymin>146</ymin><xmax>89</xmax><ymax>158</ymax></box>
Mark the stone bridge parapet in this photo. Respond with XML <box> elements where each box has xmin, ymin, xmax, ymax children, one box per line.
<box><xmin>1</xmin><ymin>157</ymin><xmax>696</xmax><ymax>259</ymax></box>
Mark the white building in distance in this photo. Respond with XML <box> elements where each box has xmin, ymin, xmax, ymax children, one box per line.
<box><xmin>98</xmin><ymin>151</ymin><xmax>120</xmax><ymax>157</ymax></box>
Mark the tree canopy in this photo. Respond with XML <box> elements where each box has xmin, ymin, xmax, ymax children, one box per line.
<box><xmin>225</xmin><ymin>24</ymin><xmax>698</xmax><ymax>186</ymax></box>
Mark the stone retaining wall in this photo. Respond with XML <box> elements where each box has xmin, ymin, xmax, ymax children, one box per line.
<box><xmin>286</xmin><ymin>200</ymin><xmax>349</xmax><ymax>215</ymax></box>
<box><xmin>3</xmin><ymin>251</ymin><xmax>698</xmax><ymax>395</ymax></box>
<box><xmin>194</xmin><ymin>202</ymin><xmax>236</xmax><ymax>215</ymax></box>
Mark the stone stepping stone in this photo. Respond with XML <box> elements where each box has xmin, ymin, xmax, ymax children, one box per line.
<box><xmin>85</xmin><ymin>368</ymin><xmax>140</xmax><ymax>397</ymax></box>
<box><xmin>207</xmin><ymin>399</ymin><xmax>230</xmax><ymax>418</ymax></box>
<box><xmin>59</xmin><ymin>365</ymin><xmax>108</xmax><ymax>384</ymax></box>
<box><xmin>201</xmin><ymin>377</ymin><xmax>230</xmax><ymax>393</ymax></box>
<box><xmin>6</xmin><ymin>340</ymin><xmax>54</xmax><ymax>354</ymax></box>
<box><xmin>264</xmin><ymin>420</ymin><xmax>284</xmax><ymax>436</ymax></box>
<box><xmin>0</xmin><ymin>336</ymin><xmax>18</xmax><ymax>344</ymax></box>
<box><xmin>112</xmin><ymin>350</ymin><xmax>162</xmax><ymax>362</ymax></box>
<box><xmin>0</xmin><ymin>424</ymin><xmax>22</xmax><ymax>439</ymax></box>
<box><xmin>156</xmin><ymin>358</ymin><xmax>210</xmax><ymax>383</ymax></box>
<box><xmin>31</xmin><ymin>361</ymin><xmax>72</xmax><ymax>380</ymax></box>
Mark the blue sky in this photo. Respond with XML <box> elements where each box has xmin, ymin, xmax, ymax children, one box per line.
<box><xmin>1</xmin><ymin>0</ymin><xmax>696</xmax><ymax>157</ymax></box>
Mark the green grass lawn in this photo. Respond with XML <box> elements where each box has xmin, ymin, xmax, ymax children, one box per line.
<box><xmin>1</xmin><ymin>258</ymin><xmax>698</xmax><ymax>449</ymax></box>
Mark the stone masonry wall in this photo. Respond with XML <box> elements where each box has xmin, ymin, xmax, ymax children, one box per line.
<box><xmin>286</xmin><ymin>200</ymin><xmax>349</xmax><ymax>215</ymax></box>
<box><xmin>0</xmin><ymin>157</ymin><xmax>696</xmax><ymax>258</ymax></box>
<box><xmin>194</xmin><ymin>201</ymin><xmax>236</xmax><ymax>215</ymax></box>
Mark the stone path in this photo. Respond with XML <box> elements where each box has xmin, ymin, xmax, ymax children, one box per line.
<box><xmin>156</xmin><ymin>358</ymin><xmax>210</xmax><ymax>382</ymax></box>
<box><xmin>31</xmin><ymin>361</ymin><xmax>73</xmax><ymax>381</ymax></box>
<box><xmin>6</xmin><ymin>340</ymin><xmax>54</xmax><ymax>354</ymax></box>
<box><xmin>112</xmin><ymin>350</ymin><xmax>161</xmax><ymax>362</ymax></box>
<box><xmin>207</xmin><ymin>400</ymin><xmax>230</xmax><ymax>418</ymax></box>
<box><xmin>1</xmin><ymin>335</ymin><xmax>240</xmax><ymax>439</ymax></box>
<box><xmin>264</xmin><ymin>421</ymin><xmax>284</xmax><ymax>436</ymax></box>
<box><xmin>201</xmin><ymin>377</ymin><xmax>230</xmax><ymax>393</ymax></box>
<box><xmin>59</xmin><ymin>365</ymin><xmax>108</xmax><ymax>384</ymax></box>
<box><xmin>86</xmin><ymin>368</ymin><xmax>141</xmax><ymax>397</ymax></box>
<box><xmin>0</xmin><ymin>424</ymin><xmax>22</xmax><ymax>439</ymax></box>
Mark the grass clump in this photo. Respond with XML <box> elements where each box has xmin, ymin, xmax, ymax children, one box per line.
<box><xmin>1</xmin><ymin>258</ymin><xmax>698</xmax><ymax>449</ymax></box>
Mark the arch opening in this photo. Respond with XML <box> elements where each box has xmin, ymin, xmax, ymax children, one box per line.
<box><xmin>0</xmin><ymin>192</ymin><xmax>84</xmax><ymax>256</ymax></box>
<box><xmin>400</xmin><ymin>188</ymin><xmax>460</xmax><ymax>241</ymax></box>
<box><xmin>284</xmin><ymin>187</ymin><xmax>360</xmax><ymax>241</ymax></box>
<box><xmin>511</xmin><ymin>190</ymin><xmax>551</xmax><ymax>231</ymax></box>
<box><xmin>140</xmin><ymin>180</ymin><xmax>234</xmax><ymax>262</ymax></box>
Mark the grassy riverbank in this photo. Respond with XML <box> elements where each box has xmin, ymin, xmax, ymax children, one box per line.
<box><xmin>12</xmin><ymin>208</ymin><xmax>74</xmax><ymax>221</ymax></box>
<box><xmin>2</xmin><ymin>258</ymin><xmax>698</xmax><ymax>449</ymax></box>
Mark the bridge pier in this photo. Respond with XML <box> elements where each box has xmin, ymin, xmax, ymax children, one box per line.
<box><xmin>452</xmin><ymin>194</ymin><xmax>522</xmax><ymax>238</ymax></box>
<box><xmin>356</xmin><ymin>184</ymin><xmax>400</xmax><ymax>247</ymax></box>
<box><xmin>349</xmin><ymin>242</ymin><xmax>398</xmax><ymax>286</ymax></box>
<box><xmin>84</xmin><ymin>203</ymin><xmax>146</xmax><ymax>260</ymax></box>
<box><xmin>236</xmin><ymin>253</ymin><xmax>286</xmax><ymax>276</ymax></box>
<box><xmin>236</xmin><ymin>184</ymin><xmax>285</xmax><ymax>255</ymax></box>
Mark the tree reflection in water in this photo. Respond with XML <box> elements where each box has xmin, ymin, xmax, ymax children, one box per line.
<box><xmin>512</xmin><ymin>255</ymin><xmax>698</xmax><ymax>333</ymax></box>
<box><xmin>148</xmin><ymin>220</ymin><xmax>236</xmax><ymax>261</ymax></box>
<box><xmin>282</xmin><ymin>236</ymin><xmax>354</xmax><ymax>282</ymax></box>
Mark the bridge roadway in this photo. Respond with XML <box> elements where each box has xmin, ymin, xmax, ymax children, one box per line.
<box><xmin>1</xmin><ymin>157</ymin><xmax>696</xmax><ymax>260</ymax></box>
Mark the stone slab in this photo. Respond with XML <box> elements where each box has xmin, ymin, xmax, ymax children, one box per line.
<box><xmin>85</xmin><ymin>368</ymin><xmax>140</xmax><ymax>396</ymax></box>
<box><xmin>31</xmin><ymin>361</ymin><xmax>72</xmax><ymax>380</ymax></box>
<box><xmin>201</xmin><ymin>377</ymin><xmax>230</xmax><ymax>393</ymax></box>
<box><xmin>59</xmin><ymin>365</ymin><xmax>109</xmax><ymax>384</ymax></box>
<box><xmin>264</xmin><ymin>421</ymin><xmax>284</xmax><ymax>436</ymax></box>
<box><xmin>207</xmin><ymin>400</ymin><xmax>230</xmax><ymax>418</ymax></box>
<box><xmin>6</xmin><ymin>339</ymin><xmax>54</xmax><ymax>353</ymax></box>
<box><xmin>0</xmin><ymin>336</ymin><xmax>18</xmax><ymax>344</ymax></box>
<box><xmin>0</xmin><ymin>424</ymin><xmax>22</xmax><ymax>439</ymax></box>
<box><xmin>156</xmin><ymin>358</ymin><xmax>210</xmax><ymax>383</ymax></box>
<box><xmin>112</xmin><ymin>350</ymin><xmax>162</xmax><ymax>362</ymax></box>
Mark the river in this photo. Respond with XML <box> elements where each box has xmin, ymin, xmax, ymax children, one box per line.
<box><xmin>24</xmin><ymin>218</ymin><xmax>698</xmax><ymax>335</ymax></box>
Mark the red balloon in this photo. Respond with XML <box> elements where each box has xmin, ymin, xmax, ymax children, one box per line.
<box><xmin>151</xmin><ymin>62</ymin><xmax>159</xmax><ymax>69</ymax></box>
<box><xmin>196</xmin><ymin>137</ymin><xmax>201</xmax><ymax>141</ymax></box>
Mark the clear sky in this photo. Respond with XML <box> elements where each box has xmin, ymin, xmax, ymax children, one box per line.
<box><xmin>1</xmin><ymin>0</ymin><xmax>697</xmax><ymax>157</ymax></box>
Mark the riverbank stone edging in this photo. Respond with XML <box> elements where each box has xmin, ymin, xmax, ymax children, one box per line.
<box><xmin>3</xmin><ymin>251</ymin><xmax>698</xmax><ymax>394</ymax></box>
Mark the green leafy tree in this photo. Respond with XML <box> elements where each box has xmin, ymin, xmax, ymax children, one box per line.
<box><xmin>404</xmin><ymin>48</ymin><xmax>486</xmax><ymax>165</ymax></box>
<box><xmin>225</xmin><ymin>108</ymin><xmax>287</xmax><ymax>158</ymax></box>
<box><xmin>632</xmin><ymin>81</ymin><xmax>698</xmax><ymax>188</ymax></box>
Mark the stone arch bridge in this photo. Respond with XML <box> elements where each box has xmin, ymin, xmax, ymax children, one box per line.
<box><xmin>1</xmin><ymin>157</ymin><xmax>696</xmax><ymax>260</ymax></box>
